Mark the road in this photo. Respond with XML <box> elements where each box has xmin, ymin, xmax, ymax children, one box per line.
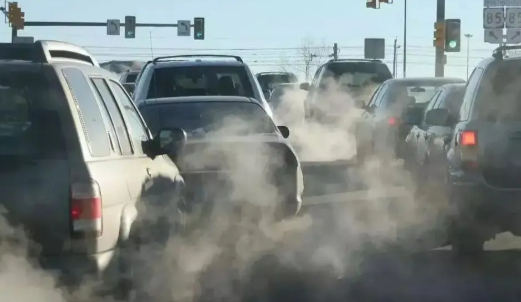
<box><xmin>248</xmin><ymin>162</ymin><xmax>521</xmax><ymax>302</ymax></box>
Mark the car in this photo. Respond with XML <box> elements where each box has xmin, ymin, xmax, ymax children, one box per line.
<box><xmin>119</xmin><ymin>69</ymin><xmax>140</xmax><ymax>94</ymax></box>
<box><xmin>256</xmin><ymin>71</ymin><xmax>299</xmax><ymax>92</ymax></box>
<box><xmin>137</xmin><ymin>95</ymin><xmax>304</xmax><ymax>219</ymax></box>
<box><xmin>299</xmin><ymin>59</ymin><xmax>393</xmax><ymax>123</ymax></box>
<box><xmin>132</xmin><ymin>54</ymin><xmax>274</xmax><ymax>119</ymax></box>
<box><xmin>445</xmin><ymin>46</ymin><xmax>521</xmax><ymax>254</ymax></box>
<box><xmin>0</xmin><ymin>40</ymin><xmax>187</xmax><ymax>299</ymax></box>
<box><xmin>403</xmin><ymin>83</ymin><xmax>465</xmax><ymax>196</ymax></box>
<box><xmin>355</xmin><ymin>77</ymin><xmax>465</xmax><ymax>164</ymax></box>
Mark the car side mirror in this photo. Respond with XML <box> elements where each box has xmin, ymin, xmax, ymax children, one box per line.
<box><xmin>152</xmin><ymin>127</ymin><xmax>187</xmax><ymax>160</ymax></box>
<box><xmin>425</xmin><ymin>108</ymin><xmax>452</xmax><ymax>126</ymax></box>
<box><xmin>300</xmin><ymin>82</ymin><xmax>310</xmax><ymax>91</ymax></box>
<box><xmin>355</xmin><ymin>100</ymin><xmax>366</xmax><ymax>109</ymax></box>
<box><xmin>402</xmin><ymin>106</ymin><xmax>424</xmax><ymax>125</ymax></box>
<box><xmin>277</xmin><ymin>125</ymin><xmax>290</xmax><ymax>138</ymax></box>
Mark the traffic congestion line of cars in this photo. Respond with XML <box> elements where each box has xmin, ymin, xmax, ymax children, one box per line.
<box><xmin>349</xmin><ymin>45</ymin><xmax>521</xmax><ymax>255</ymax></box>
<box><xmin>0</xmin><ymin>40</ymin><xmax>303</xmax><ymax>300</ymax></box>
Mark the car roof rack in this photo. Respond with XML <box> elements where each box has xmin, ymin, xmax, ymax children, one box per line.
<box><xmin>152</xmin><ymin>54</ymin><xmax>243</xmax><ymax>64</ymax></box>
<box><xmin>0</xmin><ymin>40</ymin><xmax>98</xmax><ymax>66</ymax></box>
<box><xmin>492</xmin><ymin>45</ymin><xmax>521</xmax><ymax>60</ymax></box>
<box><xmin>328</xmin><ymin>58</ymin><xmax>383</xmax><ymax>63</ymax></box>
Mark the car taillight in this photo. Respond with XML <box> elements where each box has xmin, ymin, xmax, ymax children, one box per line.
<box><xmin>460</xmin><ymin>130</ymin><xmax>477</xmax><ymax>146</ymax></box>
<box><xmin>389</xmin><ymin>117</ymin><xmax>396</xmax><ymax>125</ymax></box>
<box><xmin>70</xmin><ymin>181</ymin><xmax>102</xmax><ymax>238</ymax></box>
<box><xmin>457</xmin><ymin>130</ymin><xmax>478</xmax><ymax>169</ymax></box>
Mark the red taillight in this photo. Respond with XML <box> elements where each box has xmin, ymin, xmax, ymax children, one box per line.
<box><xmin>70</xmin><ymin>181</ymin><xmax>102</xmax><ymax>237</ymax></box>
<box><xmin>460</xmin><ymin>131</ymin><xmax>477</xmax><ymax>146</ymax></box>
<box><xmin>388</xmin><ymin>117</ymin><xmax>396</xmax><ymax>125</ymax></box>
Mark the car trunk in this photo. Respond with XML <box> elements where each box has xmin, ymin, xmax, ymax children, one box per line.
<box><xmin>176</xmin><ymin>139</ymin><xmax>292</xmax><ymax>201</ymax></box>
<box><xmin>0</xmin><ymin>158</ymin><xmax>70</xmax><ymax>255</ymax></box>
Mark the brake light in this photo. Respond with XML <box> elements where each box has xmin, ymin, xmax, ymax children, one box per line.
<box><xmin>70</xmin><ymin>181</ymin><xmax>102</xmax><ymax>238</ymax></box>
<box><xmin>460</xmin><ymin>131</ymin><xmax>477</xmax><ymax>146</ymax></box>
<box><xmin>388</xmin><ymin>117</ymin><xmax>396</xmax><ymax>125</ymax></box>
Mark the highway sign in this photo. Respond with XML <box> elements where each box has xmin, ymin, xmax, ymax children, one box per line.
<box><xmin>364</xmin><ymin>38</ymin><xmax>385</xmax><ymax>59</ymax></box>
<box><xmin>506</xmin><ymin>7</ymin><xmax>521</xmax><ymax>28</ymax></box>
<box><xmin>484</xmin><ymin>0</ymin><xmax>521</xmax><ymax>6</ymax></box>
<box><xmin>507</xmin><ymin>28</ymin><xmax>521</xmax><ymax>43</ymax></box>
<box><xmin>483</xmin><ymin>7</ymin><xmax>505</xmax><ymax>29</ymax></box>
<box><xmin>484</xmin><ymin>28</ymin><xmax>503</xmax><ymax>43</ymax></box>
<box><xmin>107</xmin><ymin>19</ymin><xmax>120</xmax><ymax>35</ymax></box>
<box><xmin>177</xmin><ymin>20</ymin><xmax>191</xmax><ymax>36</ymax></box>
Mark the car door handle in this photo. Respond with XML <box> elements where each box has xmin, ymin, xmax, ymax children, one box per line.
<box><xmin>146</xmin><ymin>168</ymin><xmax>152</xmax><ymax>177</ymax></box>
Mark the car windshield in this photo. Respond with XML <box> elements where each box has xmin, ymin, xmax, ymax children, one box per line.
<box><xmin>156</xmin><ymin>102</ymin><xmax>276</xmax><ymax>136</ymax></box>
<box><xmin>147</xmin><ymin>65</ymin><xmax>254</xmax><ymax>99</ymax></box>
<box><xmin>476</xmin><ymin>62</ymin><xmax>521</xmax><ymax>121</ymax></box>
<box><xmin>322</xmin><ymin>62</ymin><xmax>393</xmax><ymax>87</ymax></box>
<box><xmin>0</xmin><ymin>70</ymin><xmax>65</xmax><ymax>159</ymax></box>
<box><xmin>257</xmin><ymin>73</ymin><xmax>298</xmax><ymax>90</ymax></box>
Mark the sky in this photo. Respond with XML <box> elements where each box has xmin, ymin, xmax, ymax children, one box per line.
<box><xmin>0</xmin><ymin>0</ymin><xmax>497</xmax><ymax>81</ymax></box>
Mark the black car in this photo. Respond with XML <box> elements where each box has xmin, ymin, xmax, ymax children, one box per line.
<box><xmin>355</xmin><ymin>77</ymin><xmax>465</xmax><ymax>164</ymax></box>
<box><xmin>138</xmin><ymin>96</ymin><xmax>304</xmax><ymax>219</ymax></box>
<box><xmin>445</xmin><ymin>46</ymin><xmax>521</xmax><ymax>254</ymax></box>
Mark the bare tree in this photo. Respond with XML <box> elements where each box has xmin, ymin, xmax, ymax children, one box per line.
<box><xmin>294</xmin><ymin>37</ymin><xmax>329</xmax><ymax>82</ymax></box>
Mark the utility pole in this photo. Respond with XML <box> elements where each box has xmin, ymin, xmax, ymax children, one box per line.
<box><xmin>392</xmin><ymin>38</ymin><xmax>398</xmax><ymax>77</ymax></box>
<box><xmin>403</xmin><ymin>0</ymin><xmax>407</xmax><ymax>77</ymax></box>
<box><xmin>464</xmin><ymin>34</ymin><xmax>473</xmax><ymax>80</ymax></box>
<box><xmin>332</xmin><ymin>43</ymin><xmax>338</xmax><ymax>60</ymax></box>
<box><xmin>435</xmin><ymin>0</ymin><xmax>445</xmax><ymax>77</ymax></box>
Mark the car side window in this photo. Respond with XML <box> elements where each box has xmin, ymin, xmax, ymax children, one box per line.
<box><xmin>109</xmin><ymin>80</ymin><xmax>150</xmax><ymax>155</ymax></box>
<box><xmin>310</xmin><ymin>66</ymin><xmax>323</xmax><ymax>88</ymax></box>
<box><xmin>460</xmin><ymin>68</ymin><xmax>483</xmax><ymax>121</ymax></box>
<box><xmin>366</xmin><ymin>84</ymin><xmax>384</xmax><ymax>107</ymax></box>
<box><xmin>375</xmin><ymin>84</ymin><xmax>389</xmax><ymax>107</ymax></box>
<box><xmin>61</xmin><ymin>68</ymin><xmax>110</xmax><ymax>157</ymax></box>
<box><xmin>91</xmin><ymin>78</ymin><xmax>133</xmax><ymax>155</ymax></box>
<box><xmin>422</xmin><ymin>90</ymin><xmax>442</xmax><ymax>125</ymax></box>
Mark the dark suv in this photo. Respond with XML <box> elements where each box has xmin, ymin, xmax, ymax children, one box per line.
<box><xmin>446</xmin><ymin>46</ymin><xmax>521</xmax><ymax>254</ymax></box>
<box><xmin>300</xmin><ymin>59</ymin><xmax>393</xmax><ymax>123</ymax></box>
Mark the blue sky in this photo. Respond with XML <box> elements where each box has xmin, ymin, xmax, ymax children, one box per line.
<box><xmin>2</xmin><ymin>0</ymin><xmax>494</xmax><ymax>81</ymax></box>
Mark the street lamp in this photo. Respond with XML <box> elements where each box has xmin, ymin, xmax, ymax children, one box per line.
<box><xmin>464</xmin><ymin>34</ymin><xmax>473</xmax><ymax>80</ymax></box>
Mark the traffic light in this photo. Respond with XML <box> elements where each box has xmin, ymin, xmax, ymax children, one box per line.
<box><xmin>125</xmin><ymin>16</ymin><xmax>136</xmax><ymax>38</ymax></box>
<box><xmin>194</xmin><ymin>17</ymin><xmax>204</xmax><ymax>40</ymax></box>
<box><xmin>366</xmin><ymin>0</ymin><xmax>379</xmax><ymax>8</ymax></box>
<box><xmin>445</xmin><ymin>19</ymin><xmax>461</xmax><ymax>52</ymax></box>
<box><xmin>433</xmin><ymin>21</ymin><xmax>445</xmax><ymax>48</ymax></box>
<box><xmin>8</xmin><ymin>2</ymin><xmax>24</xmax><ymax>30</ymax></box>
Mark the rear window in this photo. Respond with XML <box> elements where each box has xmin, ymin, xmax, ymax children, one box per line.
<box><xmin>440</xmin><ymin>88</ymin><xmax>465</xmax><ymax>116</ymax></box>
<box><xmin>0</xmin><ymin>70</ymin><xmax>65</xmax><ymax>159</ymax></box>
<box><xmin>383</xmin><ymin>82</ymin><xmax>459</xmax><ymax>112</ymax></box>
<box><xmin>257</xmin><ymin>73</ymin><xmax>298</xmax><ymax>90</ymax></box>
<box><xmin>149</xmin><ymin>102</ymin><xmax>275</xmax><ymax>136</ymax></box>
<box><xmin>322</xmin><ymin>62</ymin><xmax>392</xmax><ymax>87</ymax></box>
<box><xmin>147</xmin><ymin>66</ymin><xmax>254</xmax><ymax>99</ymax></box>
<box><xmin>476</xmin><ymin>61</ymin><xmax>521</xmax><ymax>121</ymax></box>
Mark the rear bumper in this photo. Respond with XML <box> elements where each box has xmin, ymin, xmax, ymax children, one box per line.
<box><xmin>37</xmin><ymin>248</ymin><xmax>118</xmax><ymax>287</ymax></box>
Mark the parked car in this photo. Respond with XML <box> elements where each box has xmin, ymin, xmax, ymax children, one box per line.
<box><xmin>0</xmin><ymin>40</ymin><xmax>187</xmax><ymax>300</ymax></box>
<box><xmin>354</xmin><ymin>77</ymin><xmax>465</xmax><ymax>164</ymax></box>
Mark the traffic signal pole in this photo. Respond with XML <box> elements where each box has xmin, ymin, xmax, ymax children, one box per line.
<box><xmin>435</xmin><ymin>0</ymin><xmax>445</xmax><ymax>77</ymax></box>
